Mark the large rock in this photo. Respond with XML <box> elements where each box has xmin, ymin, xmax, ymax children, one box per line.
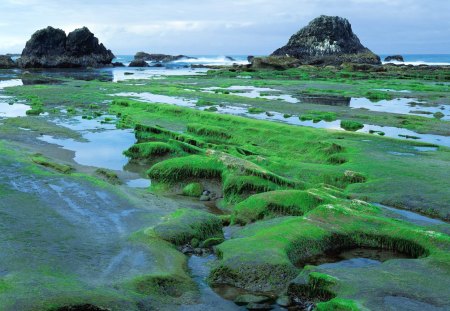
<box><xmin>384</xmin><ymin>55</ymin><xmax>404</xmax><ymax>62</ymax></box>
<box><xmin>128</xmin><ymin>59</ymin><xmax>149</xmax><ymax>67</ymax></box>
<box><xmin>18</xmin><ymin>26</ymin><xmax>114</xmax><ymax>68</ymax></box>
<box><xmin>134</xmin><ymin>51</ymin><xmax>195</xmax><ymax>63</ymax></box>
<box><xmin>271</xmin><ymin>15</ymin><xmax>380</xmax><ymax>66</ymax></box>
<box><xmin>0</xmin><ymin>55</ymin><xmax>16</xmax><ymax>68</ymax></box>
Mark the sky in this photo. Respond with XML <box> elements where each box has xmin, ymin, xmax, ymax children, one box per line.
<box><xmin>0</xmin><ymin>0</ymin><xmax>449</xmax><ymax>55</ymax></box>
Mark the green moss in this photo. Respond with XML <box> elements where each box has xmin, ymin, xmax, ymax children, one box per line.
<box><xmin>248</xmin><ymin>107</ymin><xmax>265</xmax><ymax>114</ymax></box>
<box><xmin>187</xmin><ymin>123</ymin><xmax>231</xmax><ymax>139</ymax></box>
<box><xmin>95</xmin><ymin>168</ymin><xmax>121</xmax><ymax>185</ymax></box>
<box><xmin>317</xmin><ymin>298</ymin><xmax>365</xmax><ymax>311</ymax></box>
<box><xmin>210</xmin><ymin>201</ymin><xmax>446</xmax><ymax>294</ymax></box>
<box><xmin>434</xmin><ymin>111</ymin><xmax>445</xmax><ymax>119</ymax></box>
<box><xmin>300</xmin><ymin>111</ymin><xmax>337</xmax><ymax>122</ymax></box>
<box><xmin>223</xmin><ymin>173</ymin><xmax>282</xmax><ymax>203</ymax></box>
<box><xmin>182</xmin><ymin>182</ymin><xmax>203</xmax><ymax>197</ymax></box>
<box><xmin>201</xmin><ymin>237</ymin><xmax>225</xmax><ymax>248</ymax></box>
<box><xmin>231</xmin><ymin>190</ymin><xmax>327</xmax><ymax>225</ymax></box>
<box><xmin>31</xmin><ymin>154</ymin><xmax>73</xmax><ymax>174</ymax></box>
<box><xmin>147</xmin><ymin>155</ymin><xmax>224</xmax><ymax>183</ymax></box>
<box><xmin>124</xmin><ymin>142</ymin><xmax>177</xmax><ymax>159</ymax></box>
<box><xmin>340</xmin><ymin>120</ymin><xmax>364</xmax><ymax>131</ymax></box>
<box><xmin>153</xmin><ymin>208</ymin><xmax>224</xmax><ymax>246</ymax></box>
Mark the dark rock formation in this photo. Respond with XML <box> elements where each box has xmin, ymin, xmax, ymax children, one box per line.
<box><xmin>18</xmin><ymin>26</ymin><xmax>114</xmax><ymax>68</ymax></box>
<box><xmin>225</xmin><ymin>56</ymin><xmax>236</xmax><ymax>61</ymax></box>
<box><xmin>298</xmin><ymin>94</ymin><xmax>351</xmax><ymax>106</ymax></box>
<box><xmin>271</xmin><ymin>15</ymin><xmax>380</xmax><ymax>66</ymax></box>
<box><xmin>251</xmin><ymin>56</ymin><xmax>300</xmax><ymax>70</ymax></box>
<box><xmin>247</xmin><ymin>55</ymin><xmax>255</xmax><ymax>63</ymax></box>
<box><xmin>128</xmin><ymin>59</ymin><xmax>149</xmax><ymax>67</ymax></box>
<box><xmin>384</xmin><ymin>55</ymin><xmax>404</xmax><ymax>62</ymax></box>
<box><xmin>134</xmin><ymin>51</ymin><xmax>195</xmax><ymax>63</ymax></box>
<box><xmin>112</xmin><ymin>62</ymin><xmax>125</xmax><ymax>67</ymax></box>
<box><xmin>0</xmin><ymin>55</ymin><xmax>16</xmax><ymax>68</ymax></box>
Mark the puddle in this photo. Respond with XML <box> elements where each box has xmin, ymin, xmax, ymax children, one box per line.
<box><xmin>103</xmin><ymin>67</ymin><xmax>207</xmax><ymax>83</ymax></box>
<box><xmin>0</xmin><ymin>99</ymin><xmax>29</xmax><ymax>118</ymax></box>
<box><xmin>375</xmin><ymin>89</ymin><xmax>412</xmax><ymax>93</ymax></box>
<box><xmin>298</xmin><ymin>247</ymin><xmax>412</xmax><ymax>269</ymax></box>
<box><xmin>373</xmin><ymin>203</ymin><xmax>446</xmax><ymax>226</ymax></box>
<box><xmin>413</xmin><ymin>146</ymin><xmax>439</xmax><ymax>152</ymax></box>
<box><xmin>0</xmin><ymin>79</ymin><xmax>23</xmax><ymax>89</ymax></box>
<box><xmin>388</xmin><ymin>151</ymin><xmax>416</xmax><ymax>156</ymax></box>
<box><xmin>212</xmin><ymin>105</ymin><xmax>450</xmax><ymax>147</ymax></box>
<box><xmin>187</xmin><ymin>254</ymin><xmax>242</xmax><ymax>310</ymax></box>
<box><xmin>203</xmin><ymin>86</ymin><xmax>300</xmax><ymax>103</ymax></box>
<box><xmin>350</xmin><ymin>97</ymin><xmax>450</xmax><ymax>120</ymax></box>
<box><xmin>38</xmin><ymin>129</ymin><xmax>134</xmax><ymax>171</ymax></box>
<box><xmin>0</xmin><ymin>79</ymin><xmax>29</xmax><ymax>118</ymax></box>
<box><xmin>126</xmin><ymin>178</ymin><xmax>151</xmax><ymax>188</ymax></box>
<box><xmin>113</xmin><ymin>92</ymin><xmax>196</xmax><ymax>107</ymax></box>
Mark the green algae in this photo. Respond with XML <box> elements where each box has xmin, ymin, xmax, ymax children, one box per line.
<box><xmin>147</xmin><ymin>155</ymin><xmax>224</xmax><ymax>183</ymax></box>
<box><xmin>152</xmin><ymin>208</ymin><xmax>224</xmax><ymax>246</ymax></box>
<box><xmin>232</xmin><ymin>190</ymin><xmax>327</xmax><ymax>225</ymax></box>
<box><xmin>110</xmin><ymin>99</ymin><xmax>450</xmax><ymax>218</ymax></box>
<box><xmin>31</xmin><ymin>153</ymin><xmax>73</xmax><ymax>174</ymax></box>
<box><xmin>124</xmin><ymin>142</ymin><xmax>177</xmax><ymax>160</ymax></box>
<box><xmin>182</xmin><ymin>182</ymin><xmax>203</xmax><ymax>197</ymax></box>
<box><xmin>340</xmin><ymin>120</ymin><xmax>364</xmax><ymax>131</ymax></box>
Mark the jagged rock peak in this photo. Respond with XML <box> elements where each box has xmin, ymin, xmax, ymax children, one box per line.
<box><xmin>272</xmin><ymin>15</ymin><xmax>380</xmax><ymax>65</ymax></box>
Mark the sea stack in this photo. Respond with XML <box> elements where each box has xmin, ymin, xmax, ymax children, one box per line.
<box><xmin>18</xmin><ymin>26</ymin><xmax>115</xmax><ymax>68</ymax></box>
<box><xmin>271</xmin><ymin>15</ymin><xmax>381</xmax><ymax>66</ymax></box>
<box><xmin>0</xmin><ymin>55</ymin><xmax>16</xmax><ymax>68</ymax></box>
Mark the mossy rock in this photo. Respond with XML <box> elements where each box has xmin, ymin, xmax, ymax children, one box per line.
<box><xmin>182</xmin><ymin>183</ymin><xmax>203</xmax><ymax>197</ymax></box>
<box><xmin>130</xmin><ymin>230</ymin><xmax>198</xmax><ymax>302</ymax></box>
<box><xmin>340</xmin><ymin>120</ymin><xmax>364</xmax><ymax>131</ymax></box>
<box><xmin>147</xmin><ymin>155</ymin><xmax>224</xmax><ymax>183</ymax></box>
<box><xmin>95</xmin><ymin>168</ymin><xmax>121</xmax><ymax>185</ymax></box>
<box><xmin>210</xmin><ymin>201</ymin><xmax>445</xmax><ymax>295</ymax></box>
<box><xmin>200</xmin><ymin>237</ymin><xmax>225</xmax><ymax>248</ymax></box>
<box><xmin>124</xmin><ymin>142</ymin><xmax>176</xmax><ymax>159</ymax></box>
<box><xmin>316</xmin><ymin>298</ymin><xmax>365</xmax><ymax>311</ymax></box>
<box><xmin>31</xmin><ymin>154</ymin><xmax>73</xmax><ymax>174</ymax></box>
<box><xmin>232</xmin><ymin>190</ymin><xmax>327</xmax><ymax>225</ymax></box>
<box><xmin>300</xmin><ymin>111</ymin><xmax>337</xmax><ymax>122</ymax></box>
<box><xmin>153</xmin><ymin>208</ymin><xmax>224</xmax><ymax>246</ymax></box>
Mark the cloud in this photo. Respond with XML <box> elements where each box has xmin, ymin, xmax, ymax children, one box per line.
<box><xmin>0</xmin><ymin>0</ymin><xmax>448</xmax><ymax>54</ymax></box>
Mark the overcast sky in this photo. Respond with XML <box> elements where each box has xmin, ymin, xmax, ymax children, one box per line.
<box><xmin>0</xmin><ymin>0</ymin><xmax>449</xmax><ymax>55</ymax></box>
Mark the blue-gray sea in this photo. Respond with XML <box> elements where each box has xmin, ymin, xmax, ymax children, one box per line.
<box><xmin>113</xmin><ymin>54</ymin><xmax>450</xmax><ymax>67</ymax></box>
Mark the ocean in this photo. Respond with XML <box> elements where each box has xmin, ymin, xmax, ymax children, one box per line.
<box><xmin>113</xmin><ymin>54</ymin><xmax>450</xmax><ymax>67</ymax></box>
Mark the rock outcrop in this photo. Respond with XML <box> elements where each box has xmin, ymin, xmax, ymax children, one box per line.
<box><xmin>271</xmin><ymin>15</ymin><xmax>380</xmax><ymax>66</ymax></box>
<box><xmin>18</xmin><ymin>26</ymin><xmax>114</xmax><ymax>68</ymax></box>
<box><xmin>134</xmin><ymin>52</ymin><xmax>195</xmax><ymax>63</ymax></box>
<box><xmin>384</xmin><ymin>55</ymin><xmax>404</xmax><ymax>62</ymax></box>
<box><xmin>0</xmin><ymin>55</ymin><xmax>16</xmax><ymax>68</ymax></box>
<box><xmin>128</xmin><ymin>59</ymin><xmax>149</xmax><ymax>67</ymax></box>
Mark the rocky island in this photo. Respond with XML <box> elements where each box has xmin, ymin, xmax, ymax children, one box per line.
<box><xmin>252</xmin><ymin>15</ymin><xmax>380</xmax><ymax>69</ymax></box>
<box><xmin>17</xmin><ymin>26</ymin><xmax>114</xmax><ymax>68</ymax></box>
